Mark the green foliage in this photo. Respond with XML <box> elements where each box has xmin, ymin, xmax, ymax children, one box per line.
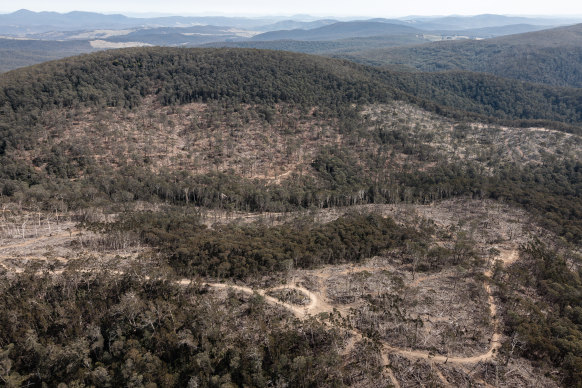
<box><xmin>312</xmin><ymin>148</ymin><xmax>366</xmax><ymax>189</ymax></box>
<box><xmin>395</xmin><ymin>160</ymin><xmax>582</xmax><ymax>244</ymax></box>
<box><xmin>0</xmin><ymin>47</ymin><xmax>580</xmax><ymax>246</ymax></box>
<box><xmin>344</xmin><ymin>31</ymin><xmax>582</xmax><ymax>88</ymax></box>
<box><xmin>113</xmin><ymin>212</ymin><xmax>412</xmax><ymax>279</ymax></box>
<box><xmin>1</xmin><ymin>47</ymin><xmax>582</xmax><ymax>138</ymax></box>
<box><xmin>0</xmin><ymin>48</ymin><xmax>393</xmax><ymax>116</ymax></box>
<box><xmin>503</xmin><ymin>242</ymin><xmax>582</xmax><ymax>386</ymax></box>
<box><xmin>377</xmin><ymin>70</ymin><xmax>582</xmax><ymax>130</ymax></box>
<box><xmin>0</xmin><ymin>270</ymin><xmax>343</xmax><ymax>387</ymax></box>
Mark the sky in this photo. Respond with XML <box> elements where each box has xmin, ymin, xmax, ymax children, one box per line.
<box><xmin>1</xmin><ymin>0</ymin><xmax>581</xmax><ymax>18</ymax></box>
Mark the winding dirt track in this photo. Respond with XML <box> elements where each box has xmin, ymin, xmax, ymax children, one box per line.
<box><xmin>196</xmin><ymin>249</ymin><xmax>518</xmax><ymax>386</ymax></box>
<box><xmin>1</xmin><ymin>230</ymin><xmax>518</xmax><ymax>387</ymax></box>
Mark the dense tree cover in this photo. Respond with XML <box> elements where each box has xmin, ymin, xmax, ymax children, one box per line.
<box><xmin>1</xmin><ymin>47</ymin><xmax>582</xmax><ymax>132</ymax></box>
<box><xmin>0</xmin><ymin>269</ymin><xmax>346</xmax><ymax>387</ymax></box>
<box><xmin>0</xmin><ymin>48</ymin><xmax>395</xmax><ymax>116</ymax></box>
<box><xmin>375</xmin><ymin>70</ymin><xmax>582</xmax><ymax>129</ymax></box>
<box><xmin>343</xmin><ymin>36</ymin><xmax>582</xmax><ymax>88</ymax></box>
<box><xmin>501</xmin><ymin>242</ymin><xmax>582</xmax><ymax>386</ymax></box>
<box><xmin>395</xmin><ymin>160</ymin><xmax>582</xmax><ymax>244</ymax></box>
<box><xmin>108</xmin><ymin>213</ymin><xmax>415</xmax><ymax>279</ymax></box>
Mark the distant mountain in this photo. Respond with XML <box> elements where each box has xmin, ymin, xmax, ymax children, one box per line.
<box><xmin>401</xmin><ymin>14</ymin><xmax>576</xmax><ymax>30</ymax></box>
<box><xmin>490</xmin><ymin>22</ymin><xmax>582</xmax><ymax>46</ymax></box>
<box><xmin>430</xmin><ymin>24</ymin><xmax>551</xmax><ymax>39</ymax></box>
<box><xmin>101</xmin><ymin>26</ymin><xmax>253</xmax><ymax>46</ymax></box>
<box><xmin>205</xmin><ymin>35</ymin><xmax>431</xmax><ymax>54</ymax></box>
<box><xmin>0</xmin><ymin>9</ymin><xmax>133</xmax><ymax>34</ymax></box>
<box><xmin>1</xmin><ymin>9</ymin><xmax>129</xmax><ymax>25</ymax></box>
<box><xmin>255</xmin><ymin>19</ymin><xmax>337</xmax><ymax>32</ymax></box>
<box><xmin>251</xmin><ymin>21</ymin><xmax>421</xmax><ymax>41</ymax></box>
<box><xmin>0</xmin><ymin>23</ymin><xmax>257</xmax><ymax>72</ymax></box>
<box><xmin>1</xmin><ymin>10</ymin><xmax>579</xmax><ymax>37</ymax></box>
<box><xmin>0</xmin><ymin>9</ymin><xmax>276</xmax><ymax>35</ymax></box>
<box><xmin>341</xmin><ymin>23</ymin><xmax>582</xmax><ymax>88</ymax></box>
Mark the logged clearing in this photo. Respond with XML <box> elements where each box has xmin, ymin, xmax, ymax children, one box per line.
<box><xmin>0</xmin><ymin>199</ymin><xmax>560</xmax><ymax>387</ymax></box>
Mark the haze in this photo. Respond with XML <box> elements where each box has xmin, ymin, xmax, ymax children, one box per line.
<box><xmin>1</xmin><ymin>0</ymin><xmax>581</xmax><ymax>17</ymax></box>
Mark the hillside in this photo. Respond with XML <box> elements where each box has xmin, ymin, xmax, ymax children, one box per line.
<box><xmin>406</xmin><ymin>13</ymin><xmax>566</xmax><ymax>30</ymax></box>
<box><xmin>251</xmin><ymin>21</ymin><xmax>421</xmax><ymax>41</ymax></box>
<box><xmin>0</xmin><ymin>48</ymin><xmax>581</xmax><ymax>387</ymax></box>
<box><xmin>343</xmin><ymin>23</ymin><xmax>582</xmax><ymax>88</ymax></box>
<box><xmin>0</xmin><ymin>38</ymin><xmax>96</xmax><ymax>73</ymax></box>
<box><xmin>255</xmin><ymin>19</ymin><xmax>338</xmax><ymax>31</ymax></box>
<box><xmin>3</xmin><ymin>48</ymin><xmax>582</xmax><ymax>127</ymax></box>
<box><xmin>205</xmin><ymin>35</ymin><xmax>432</xmax><ymax>54</ymax></box>
<box><xmin>491</xmin><ymin>22</ymin><xmax>582</xmax><ymax>46</ymax></box>
<box><xmin>0</xmin><ymin>49</ymin><xmax>581</xmax><ymax>228</ymax></box>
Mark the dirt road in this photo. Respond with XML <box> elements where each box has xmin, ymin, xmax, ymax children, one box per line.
<box><xmin>198</xmin><ymin>249</ymin><xmax>519</xmax><ymax>372</ymax></box>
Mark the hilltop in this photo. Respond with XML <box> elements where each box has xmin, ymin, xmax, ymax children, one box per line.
<box><xmin>2</xmin><ymin>47</ymin><xmax>582</xmax><ymax>126</ymax></box>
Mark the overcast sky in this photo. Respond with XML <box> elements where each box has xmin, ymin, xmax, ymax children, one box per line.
<box><xmin>1</xmin><ymin>0</ymin><xmax>581</xmax><ymax>18</ymax></box>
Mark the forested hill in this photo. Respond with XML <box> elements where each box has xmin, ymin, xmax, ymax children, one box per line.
<box><xmin>250</xmin><ymin>21</ymin><xmax>420</xmax><ymax>41</ymax></box>
<box><xmin>1</xmin><ymin>47</ymin><xmax>582</xmax><ymax>131</ymax></box>
<box><xmin>0</xmin><ymin>48</ymin><xmax>395</xmax><ymax>111</ymax></box>
<box><xmin>343</xmin><ymin>23</ymin><xmax>582</xmax><ymax>88</ymax></box>
<box><xmin>2</xmin><ymin>45</ymin><xmax>582</xmax><ymax>388</ymax></box>
<box><xmin>490</xmin><ymin>22</ymin><xmax>582</xmax><ymax>46</ymax></box>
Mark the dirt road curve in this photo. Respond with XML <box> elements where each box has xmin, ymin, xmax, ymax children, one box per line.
<box><xmin>198</xmin><ymin>249</ymin><xmax>519</xmax><ymax>366</ymax></box>
<box><xmin>193</xmin><ymin>249</ymin><xmax>517</xmax><ymax>387</ymax></box>
<box><xmin>1</xmin><ymin>230</ymin><xmax>518</xmax><ymax>387</ymax></box>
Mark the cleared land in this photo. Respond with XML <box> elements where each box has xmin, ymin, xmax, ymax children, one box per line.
<box><xmin>0</xmin><ymin>199</ymin><xmax>559</xmax><ymax>386</ymax></box>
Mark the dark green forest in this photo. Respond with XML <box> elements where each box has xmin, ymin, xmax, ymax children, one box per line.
<box><xmin>344</xmin><ymin>38</ymin><xmax>582</xmax><ymax>88</ymax></box>
<box><xmin>111</xmin><ymin>213</ymin><xmax>415</xmax><ymax>279</ymax></box>
<box><xmin>2</xmin><ymin>48</ymin><xmax>582</xmax><ymax>127</ymax></box>
<box><xmin>500</xmin><ymin>242</ymin><xmax>582</xmax><ymax>386</ymax></box>
<box><xmin>0</xmin><ymin>268</ymin><xmax>350</xmax><ymax>387</ymax></box>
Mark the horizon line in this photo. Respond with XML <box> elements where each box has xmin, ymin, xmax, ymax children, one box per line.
<box><xmin>1</xmin><ymin>9</ymin><xmax>581</xmax><ymax>20</ymax></box>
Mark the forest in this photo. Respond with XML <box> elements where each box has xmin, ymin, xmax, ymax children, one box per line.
<box><xmin>0</xmin><ymin>266</ymin><xmax>347</xmax><ymax>387</ymax></box>
<box><xmin>338</xmin><ymin>24</ymin><xmax>582</xmax><ymax>89</ymax></box>
<box><xmin>0</xmin><ymin>47</ymin><xmax>581</xmax><ymax>386</ymax></box>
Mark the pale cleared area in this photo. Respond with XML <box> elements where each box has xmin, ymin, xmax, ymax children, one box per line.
<box><xmin>70</xmin><ymin>29</ymin><xmax>134</xmax><ymax>40</ymax></box>
<box><xmin>89</xmin><ymin>39</ymin><xmax>153</xmax><ymax>48</ymax></box>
